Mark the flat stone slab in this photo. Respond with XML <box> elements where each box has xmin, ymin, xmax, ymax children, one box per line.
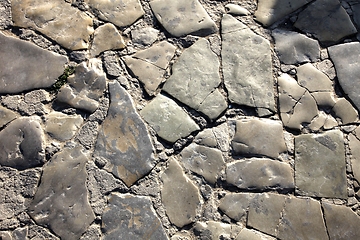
<box><xmin>150</xmin><ymin>0</ymin><xmax>217</xmax><ymax>37</ymax></box>
<box><xmin>95</xmin><ymin>81</ymin><xmax>155</xmax><ymax>187</ymax></box>
<box><xmin>236</xmin><ymin>228</ymin><xmax>276</xmax><ymax>240</ymax></box>
<box><xmin>90</xmin><ymin>23</ymin><xmax>125</xmax><ymax>57</ymax></box>
<box><xmin>194</xmin><ymin>221</ymin><xmax>240</xmax><ymax>240</ymax></box>
<box><xmin>11</xmin><ymin>0</ymin><xmax>93</xmax><ymax>50</ymax></box>
<box><xmin>0</xmin><ymin>32</ymin><xmax>67</xmax><ymax>94</ymax></box>
<box><xmin>28</xmin><ymin>146</ymin><xmax>94</xmax><ymax>240</ymax></box>
<box><xmin>219</xmin><ymin>193</ymin><xmax>254</xmax><ymax>222</ymax></box>
<box><xmin>102</xmin><ymin>193</ymin><xmax>167</xmax><ymax>240</ymax></box>
<box><xmin>296</xmin><ymin>63</ymin><xmax>333</xmax><ymax>92</ymax></box>
<box><xmin>295</xmin><ymin>130</ymin><xmax>347</xmax><ymax>198</ymax></box>
<box><xmin>0</xmin><ymin>106</ymin><xmax>16</xmax><ymax>128</ymax></box>
<box><xmin>349</xmin><ymin>133</ymin><xmax>360</xmax><ymax>184</ymax></box>
<box><xmin>332</xmin><ymin>98</ymin><xmax>358</xmax><ymax>124</ymax></box>
<box><xmin>194</xmin><ymin>123</ymin><xmax>229</xmax><ymax>152</ymax></box>
<box><xmin>45</xmin><ymin>112</ymin><xmax>83</xmax><ymax>141</ymax></box>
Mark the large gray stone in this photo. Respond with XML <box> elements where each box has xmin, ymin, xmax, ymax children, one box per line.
<box><xmin>0</xmin><ymin>32</ymin><xmax>67</xmax><ymax>94</ymax></box>
<box><xmin>222</xmin><ymin>14</ymin><xmax>275</xmax><ymax>114</ymax></box>
<box><xmin>45</xmin><ymin>112</ymin><xmax>83</xmax><ymax>141</ymax></box>
<box><xmin>95</xmin><ymin>81</ymin><xmax>155</xmax><ymax>187</ymax></box>
<box><xmin>28</xmin><ymin>147</ymin><xmax>94</xmax><ymax>240</ymax></box>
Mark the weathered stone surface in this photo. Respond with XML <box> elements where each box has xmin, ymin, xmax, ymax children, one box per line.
<box><xmin>131</xmin><ymin>27</ymin><xmax>159</xmax><ymax>46</ymax></box>
<box><xmin>225</xmin><ymin>4</ymin><xmax>250</xmax><ymax>16</ymax></box>
<box><xmin>161</xmin><ymin>158</ymin><xmax>201</xmax><ymax>227</ymax></box>
<box><xmin>140</xmin><ymin>94</ymin><xmax>199</xmax><ymax>143</ymax></box>
<box><xmin>323</xmin><ymin>202</ymin><xmax>360</xmax><ymax>240</ymax></box>
<box><xmin>232</xmin><ymin>119</ymin><xmax>287</xmax><ymax>158</ymax></box>
<box><xmin>218</xmin><ymin>193</ymin><xmax>254</xmax><ymax>221</ymax></box>
<box><xmin>296</xmin><ymin>63</ymin><xmax>333</xmax><ymax>92</ymax></box>
<box><xmin>95</xmin><ymin>81</ymin><xmax>154</xmax><ymax>187</ymax></box>
<box><xmin>328</xmin><ymin>42</ymin><xmax>360</xmax><ymax>111</ymax></box>
<box><xmin>0</xmin><ymin>32</ymin><xmax>67</xmax><ymax>94</ymax></box>
<box><xmin>222</xmin><ymin>14</ymin><xmax>275</xmax><ymax>114</ymax></box>
<box><xmin>0</xmin><ymin>117</ymin><xmax>45</xmax><ymax>170</ymax></box>
<box><xmin>57</xmin><ymin>60</ymin><xmax>106</xmax><ymax>113</ymax></box>
<box><xmin>28</xmin><ymin>147</ymin><xmax>94</xmax><ymax>240</ymax></box>
<box><xmin>333</xmin><ymin>98</ymin><xmax>358</xmax><ymax>124</ymax></box>
<box><xmin>349</xmin><ymin>133</ymin><xmax>360</xmax><ymax>184</ymax></box>
<box><xmin>273</xmin><ymin>30</ymin><xmax>320</xmax><ymax>65</ymax></box>
<box><xmin>236</xmin><ymin>228</ymin><xmax>276</xmax><ymax>240</ymax></box>
<box><xmin>45</xmin><ymin>112</ymin><xmax>83</xmax><ymax>141</ymax></box>
<box><xmin>295</xmin><ymin>130</ymin><xmax>347</xmax><ymax>198</ymax></box>
<box><xmin>0</xmin><ymin>106</ymin><xmax>16</xmax><ymax>128</ymax></box>
<box><xmin>85</xmin><ymin>0</ymin><xmax>144</xmax><ymax>27</ymax></box>
<box><xmin>255</xmin><ymin>0</ymin><xmax>311</xmax><ymax>26</ymax></box>
<box><xmin>102</xmin><ymin>193</ymin><xmax>168</xmax><ymax>240</ymax></box>
<box><xmin>163</xmin><ymin>38</ymin><xmax>226</xmax><ymax>120</ymax></box>
<box><xmin>194</xmin><ymin>221</ymin><xmax>239</xmax><ymax>240</ymax></box>
<box><xmin>150</xmin><ymin>0</ymin><xmax>217</xmax><ymax>37</ymax></box>
<box><xmin>194</xmin><ymin>123</ymin><xmax>229</xmax><ymax>152</ymax></box>
<box><xmin>294</xmin><ymin>0</ymin><xmax>357</xmax><ymax>44</ymax></box>
<box><xmin>226</xmin><ymin>158</ymin><xmax>294</xmax><ymax>190</ymax></box>
<box><xmin>11</xmin><ymin>0</ymin><xmax>93</xmax><ymax>50</ymax></box>
<box><xmin>90</xmin><ymin>23</ymin><xmax>125</xmax><ymax>57</ymax></box>
<box><xmin>311</xmin><ymin>92</ymin><xmax>336</xmax><ymax>107</ymax></box>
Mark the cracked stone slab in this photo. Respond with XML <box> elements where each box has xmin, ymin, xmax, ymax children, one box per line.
<box><xmin>28</xmin><ymin>146</ymin><xmax>94</xmax><ymax>240</ymax></box>
<box><xmin>102</xmin><ymin>193</ymin><xmax>168</xmax><ymax>240</ymax></box>
<box><xmin>85</xmin><ymin>0</ymin><xmax>144</xmax><ymax>28</ymax></box>
<box><xmin>349</xmin><ymin>133</ymin><xmax>360</xmax><ymax>184</ymax></box>
<box><xmin>95</xmin><ymin>81</ymin><xmax>155</xmax><ymax>187</ymax></box>
<box><xmin>163</xmin><ymin>38</ymin><xmax>227</xmax><ymax>120</ymax></box>
<box><xmin>296</xmin><ymin>63</ymin><xmax>333</xmax><ymax>92</ymax></box>
<box><xmin>295</xmin><ymin>130</ymin><xmax>347</xmax><ymax>198</ymax></box>
<box><xmin>218</xmin><ymin>193</ymin><xmax>254</xmax><ymax>222</ymax></box>
<box><xmin>0</xmin><ymin>32</ymin><xmax>67</xmax><ymax>94</ymax></box>
<box><xmin>222</xmin><ymin>14</ymin><xmax>275</xmax><ymax>115</ymax></box>
<box><xmin>236</xmin><ymin>228</ymin><xmax>276</xmax><ymax>240</ymax></box>
<box><xmin>45</xmin><ymin>112</ymin><xmax>83</xmax><ymax>141</ymax></box>
<box><xmin>90</xmin><ymin>23</ymin><xmax>125</xmax><ymax>57</ymax></box>
<box><xmin>0</xmin><ymin>106</ymin><xmax>16</xmax><ymax>128</ymax></box>
<box><xmin>11</xmin><ymin>0</ymin><xmax>93</xmax><ymax>50</ymax></box>
<box><xmin>194</xmin><ymin>123</ymin><xmax>229</xmax><ymax>152</ymax></box>
<box><xmin>161</xmin><ymin>158</ymin><xmax>201</xmax><ymax>227</ymax></box>
<box><xmin>149</xmin><ymin>0</ymin><xmax>217</xmax><ymax>37</ymax></box>
<box><xmin>140</xmin><ymin>94</ymin><xmax>199</xmax><ymax>143</ymax></box>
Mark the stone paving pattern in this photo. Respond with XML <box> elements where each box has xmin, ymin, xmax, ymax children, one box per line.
<box><xmin>1</xmin><ymin>0</ymin><xmax>360</xmax><ymax>239</ymax></box>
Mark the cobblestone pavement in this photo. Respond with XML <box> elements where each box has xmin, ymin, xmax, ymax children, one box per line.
<box><xmin>1</xmin><ymin>0</ymin><xmax>360</xmax><ymax>239</ymax></box>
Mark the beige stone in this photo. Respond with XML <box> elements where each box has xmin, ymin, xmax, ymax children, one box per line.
<box><xmin>236</xmin><ymin>228</ymin><xmax>276</xmax><ymax>240</ymax></box>
<box><xmin>193</xmin><ymin>221</ymin><xmax>232</xmax><ymax>240</ymax></box>
<box><xmin>297</xmin><ymin>63</ymin><xmax>333</xmax><ymax>92</ymax></box>
<box><xmin>333</xmin><ymin>98</ymin><xmax>358</xmax><ymax>124</ymax></box>
<box><xmin>45</xmin><ymin>112</ymin><xmax>83</xmax><ymax>141</ymax></box>
<box><xmin>218</xmin><ymin>193</ymin><xmax>254</xmax><ymax>221</ymax></box>
<box><xmin>311</xmin><ymin>92</ymin><xmax>337</xmax><ymax>107</ymax></box>
<box><xmin>90</xmin><ymin>23</ymin><xmax>125</xmax><ymax>57</ymax></box>
<box><xmin>194</xmin><ymin>123</ymin><xmax>229</xmax><ymax>152</ymax></box>
<box><xmin>225</xmin><ymin>4</ymin><xmax>250</xmax><ymax>16</ymax></box>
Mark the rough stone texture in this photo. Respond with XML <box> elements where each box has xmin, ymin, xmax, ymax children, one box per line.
<box><xmin>102</xmin><ymin>193</ymin><xmax>168</xmax><ymax>240</ymax></box>
<box><xmin>232</xmin><ymin>119</ymin><xmax>287</xmax><ymax>158</ymax></box>
<box><xmin>140</xmin><ymin>94</ymin><xmax>200</xmax><ymax>143</ymax></box>
<box><xmin>349</xmin><ymin>133</ymin><xmax>360</xmax><ymax>184</ymax></box>
<box><xmin>236</xmin><ymin>228</ymin><xmax>276</xmax><ymax>240</ymax></box>
<box><xmin>90</xmin><ymin>23</ymin><xmax>125</xmax><ymax>57</ymax></box>
<box><xmin>11</xmin><ymin>0</ymin><xmax>93</xmax><ymax>50</ymax></box>
<box><xmin>222</xmin><ymin>14</ymin><xmax>275</xmax><ymax>114</ymax></box>
<box><xmin>163</xmin><ymin>38</ymin><xmax>227</xmax><ymax>120</ymax></box>
<box><xmin>161</xmin><ymin>158</ymin><xmax>201</xmax><ymax>227</ymax></box>
<box><xmin>218</xmin><ymin>193</ymin><xmax>254</xmax><ymax>222</ymax></box>
<box><xmin>0</xmin><ymin>106</ymin><xmax>16</xmax><ymax>128</ymax></box>
<box><xmin>0</xmin><ymin>32</ymin><xmax>67</xmax><ymax>94</ymax></box>
<box><xmin>95</xmin><ymin>81</ymin><xmax>155</xmax><ymax>187</ymax></box>
<box><xmin>296</xmin><ymin>63</ymin><xmax>333</xmax><ymax>92</ymax></box>
<box><xmin>45</xmin><ymin>112</ymin><xmax>83</xmax><ymax>141</ymax></box>
<box><xmin>194</xmin><ymin>123</ymin><xmax>229</xmax><ymax>152</ymax></box>
<box><xmin>131</xmin><ymin>27</ymin><xmax>159</xmax><ymax>47</ymax></box>
<box><xmin>150</xmin><ymin>0</ymin><xmax>217</xmax><ymax>37</ymax></box>
<box><xmin>194</xmin><ymin>221</ymin><xmax>240</xmax><ymax>240</ymax></box>
<box><xmin>28</xmin><ymin>146</ymin><xmax>94</xmax><ymax>240</ymax></box>
<box><xmin>295</xmin><ymin>130</ymin><xmax>347</xmax><ymax>198</ymax></box>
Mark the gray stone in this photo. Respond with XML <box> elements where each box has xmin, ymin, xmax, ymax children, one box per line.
<box><xmin>273</xmin><ymin>30</ymin><xmax>320</xmax><ymax>65</ymax></box>
<box><xmin>95</xmin><ymin>81</ymin><xmax>155</xmax><ymax>187</ymax></box>
<box><xmin>11</xmin><ymin>0</ymin><xmax>93</xmax><ymax>50</ymax></box>
<box><xmin>150</xmin><ymin>0</ymin><xmax>217</xmax><ymax>37</ymax></box>
<box><xmin>0</xmin><ymin>32</ymin><xmax>67</xmax><ymax>94</ymax></box>
<box><xmin>311</xmin><ymin>92</ymin><xmax>337</xmax><ymax>107</ymax></box>
<box><xmin>222</xmin><ymin>14</ymin><xmax>275</xmax><ymax>113</ymax></box>
<box><xmin>295</xmin><ymin>130</ymin><xmax>347</xmax><ymax>198</ymax></box>
<box><xmin>232</xmin><ymin>118</ymin><xmax>287</xmax><ymax>158</ymax></box>
<box><xmin>45</xmin><ymin>112</ymin><xmax>83</xmax><ymax>141</ymax></box>
<box><xmin>194</xmin><ymin>123</ymin><xmax>229</xmax><ymax>152</ymax></box>
<box><xmin>102</xmin><ymin>193</ymin><xmax>168</xmax><ymax>240</ymax></box>
<box><xmin>218</xmin><ymin>193</ymin><xmax>254</xmax><ymax>222</ymax></box>
<box><xmin>194</xmin><ymin>221</ymin><xmax>239</xmax><ymax>240</ymax></box>
<box><xmin>333</xmin><ymin>98</ymin><xmax>358</xmax><ymax>124</ymax></box>
<box><xmin>76</xmin><ymin>121</ymin><xmax>99</xmax><ymax>149</ymax></box>
<box><xmin>90</xmin><ymin>23</ymin><xmax>125</xmax><ymax>57</ymax></box>
<box><xmin>225</xmin><ymin>4</ymin><xmax>250</xmax><ymax>16</ymax></box>
<box><xmin>0</xmin><ymin>117</ymin><xmax>45</xmax><ymax>170</ymax></box>
<box><xmin>140</xmin><ymin>94</ymin><xmax>199</xmax><ymax>143</ymax></box>
<box><xmin>294</xmin><ymin>0</ymin><xmax>357</xmax><ymax>45</ymax></box>
<box><xmin>131</xmin><ymin>27</ymin><xmax>159</xmax><ymax>46</ymax></box>
<box><xmin>27</xmin><ymin>225</ymin><xmax>59</xmax><ymax>239</ymax></box>
<box><xmin>161</xmin><ymin>158</ymin><xmax>201</xmax><ymax>227</ymax></box>
<box><xmin>236</xmin><ymin>228</ymin><xmax>276</xmax><ymax>240</ymax></box>
<box><xmin>103</xmin><ymin>52</ymin><xmax>123</xmax><ymax>77</ymax></box>
<box><xmin>28</xmin><ymin>146</ymin><xmax>95</xmax><ymax>240</ymax></box>
<box><xmin>296</xmin><ymin>63</ymin><xmax>333</xmax><ymax>92</ymax></box>
<box><xmin>163</xmin><ymin>38</ymin><xmax>227</xmax><ymax>120</ymax></box>
<box><xmin>349</xmin><ymin>133</ymin><xmax>360</xmax><ymax>184</ymax></box>
<box><xmin>0</xmin><ymin>106</ymin><xmax>16</xmax><ymax>128</ymax></box>
<box><xmin>353</xmin><ymin>3</ymin><xmax>360</xmax><ymax>29</ymax></box>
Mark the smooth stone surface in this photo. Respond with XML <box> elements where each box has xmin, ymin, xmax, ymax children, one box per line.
<box><xmin>90</xmin><ymin>23</ymin><xmax>125</xmax><ymax>57</ymax></box>
<box><xmin>0</xmin><ymin>117</ymin><xmax>45</xmax><ymax>170</ymax></box>
<box><xmin>236</xmin><ymin>228</ymin><xmax>276</xmax><ymax>240</ymax></box>
<box><xmin>102</xmin><ymin>193</ymin><xmax>168</xmax><ymax>240</ymax></box>
<box><xmin>11</xmin><ymin>0</ymin><xmax>93</xmax><ymax>50</ymax></box>
<box><xmin>140</xmin><ymin>94</ymin><xmax>200</xmax><ymax>143</ymax></box>
<box><xmin>150</xmin><ymin>0</ymin><xmax>217</xmax><ymax>37</ymax></box>
<box><xmin>311</xmin><ymin>92</ymin><xmax>336</xmax><ymax>107</ymax></box>
<box><xmin>273</xmin><ymin>30</ymin><xmax>320</xmax><ymax>65</ymax></box>
<box><xmin>295</xmin><ymin>130</ymin><xmax>347</xmax><ymax>198</ymax></box>
<box><xmin>294</xmin><ymin>0</ymin><xmax>357</xmax><ymax>44</ymax></box>
<box><xmin>161</xmin><ymin>158</ymin><xmax>201</xmax><ymax>227</ymax></box>
<box><xmin>95</xmin><ymin>81</ymin><xmax>155</xmax><ymax>187</ymax></box>
<box><xmin>163</xmin><ymin>38</ymin><xmax>227</xmax><ymax>120</ymax></box>
<box><xmin>222</xmin><ymin>14</ymin><xmax>275</xmax><ymax>113</ymax></box>
<box><xmin>333</xmin><ymin>98</ymin><xmax>358</xmax><ymax>124</ymax></box>
<box><xmin>232</xmin><ymin>118</ymin><xmax>287</xmax><ymax>158</ymax></box>
<box><xmin>131</xmin><ymin>27</ymin><xmax>159</xmax><ymax>46</ymax></box>
<box><xmin>0</xmin><ymin>32</ymin><xmax>67</xmax><ymax>94</ymax></box>
<box><xmin>225</xmin><ymin>4</ymin><xmax>250</xmax><ymax>16</ymax></box>
<box><xmin>194</xmin><ymin>123</ymin><xmax>229</xmax><ymax>152</ymax></box>
<box><xmin>297</xmin><ymin>63</ymin><xmax>333</xmax><ymax>92</ymax></box>
<box><xmin>28</xmin><ymin>147</ymin><xmax>94</xmax><ymax>240</ymax></box>
<box><xmin>218</xmin><ymin>193</ymin><xmax>254</xmax><ymax>222</ymax></box>
<box><xmin>45</xmin><ymin>112</ymin><xmax>83</xmax><ymax>141</ymax></box>
<box><xmin>226</xmin><ymin>158</ymin><xmax>294</xmax><ymax>190</ymax></box>
<box><xmin>349</xmin><ymin>133</ymin><xmax>360</xmax><ymax>184</ymax></box>
<box><xmin>85</xmin><ymin>0</ymin><xmax>144</xmax><ymax>27</ymax></box>
<box><xmin>0</xmin><ymin>106</ymin><xmax>16</xmax><ymax>128</ymax></box>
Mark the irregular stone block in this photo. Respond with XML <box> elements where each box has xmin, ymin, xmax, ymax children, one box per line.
<box><xmin>349</xmin><ymin>133</ymin><xmax>360</xmax><ymax>184</ymax></box>
<box><xmin>131</xmin><ymin>27</ymin><xmax>159</xmax><ymax>46</ymax></box>
<box><xmin>332</xmin><ymin>98</ymin><xmax>358</xmax><ymax>124</ymax></box>
<box><xmin>150</xmin><ymin>0</ymin><xmax>217</xmax><ymax>37</ymax></box>
<box><xmin>218</xmin><ymin>193</ymin><xmax>254</xmax><ymax>221</ymax></box>
<box><xmin>161</xmin><ymin>158</ymin><xmax>201</xmax><ymax>227</ymax></box>
<box><xmin>295</xmin><ymin>130</ymin><xmax>347</xmax><ymax>198</ymax></box>
<box><xmin>95</xmin><ymin>81</ymin><xmax>155</xmax><ymax>187</ymax></box>
<box><xmin>45</xmin><ymin>112</ymin><xmax>83</xmax><ymax>141</ymax></box>
<box><xmin>194</xmin><ymin>123</ymin><xmax>229</xmax><ymax>152</ymax></box>
<box><xmin>0</xmin><ymin>32</ymin><xmax>67</xmax><ymax>94</ymax></box>
<box><xmin>11</xmin><ymin>0</ymin><xmax>93</xmax><ymax>50</ymax></box>
<box><xmin>90</xmin><ymin>23</ymin><xmax>125</xmax><ymax>57</ymax></box>
<box><xmin>102</xmin><ymin>193</ymin><xmax>167</xmax><ymax>240</ymax></box>
<box><xmin>225</xmin><ymin>4</ymin><xmax>250</xmax><ymax>16</ymax></box>
<box><xmin>28</xmin><ymin>147</ymin><xmax>95</xmax><ymax>240</ymax></box>
<box><xmin>194</xmin><ymin>221</ymin><xmax>240</xmax><ymax>240</ymax></box>
<box><xmin>236</xmin><ymin>228</ymin><xmax>276</xmax><ymax>240</ymax></box>
<box><xmin>222</xmin><ymin>14</ymin><xmax>275</xmax><ymax>114</ymax></box>
<box><xmin>296</xmin><ymin>63</ymin><xmax>333</xmax><ymax>92</ymax></box>
<box><xmin>140</xmin><ymin>94</ymin><xmax>199</xmax><ymax>143</ymax></box>
<box><xmin>0</xmin><ymin>106</ymin><xmax>16</xmax><ymax>128</ymax></box>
